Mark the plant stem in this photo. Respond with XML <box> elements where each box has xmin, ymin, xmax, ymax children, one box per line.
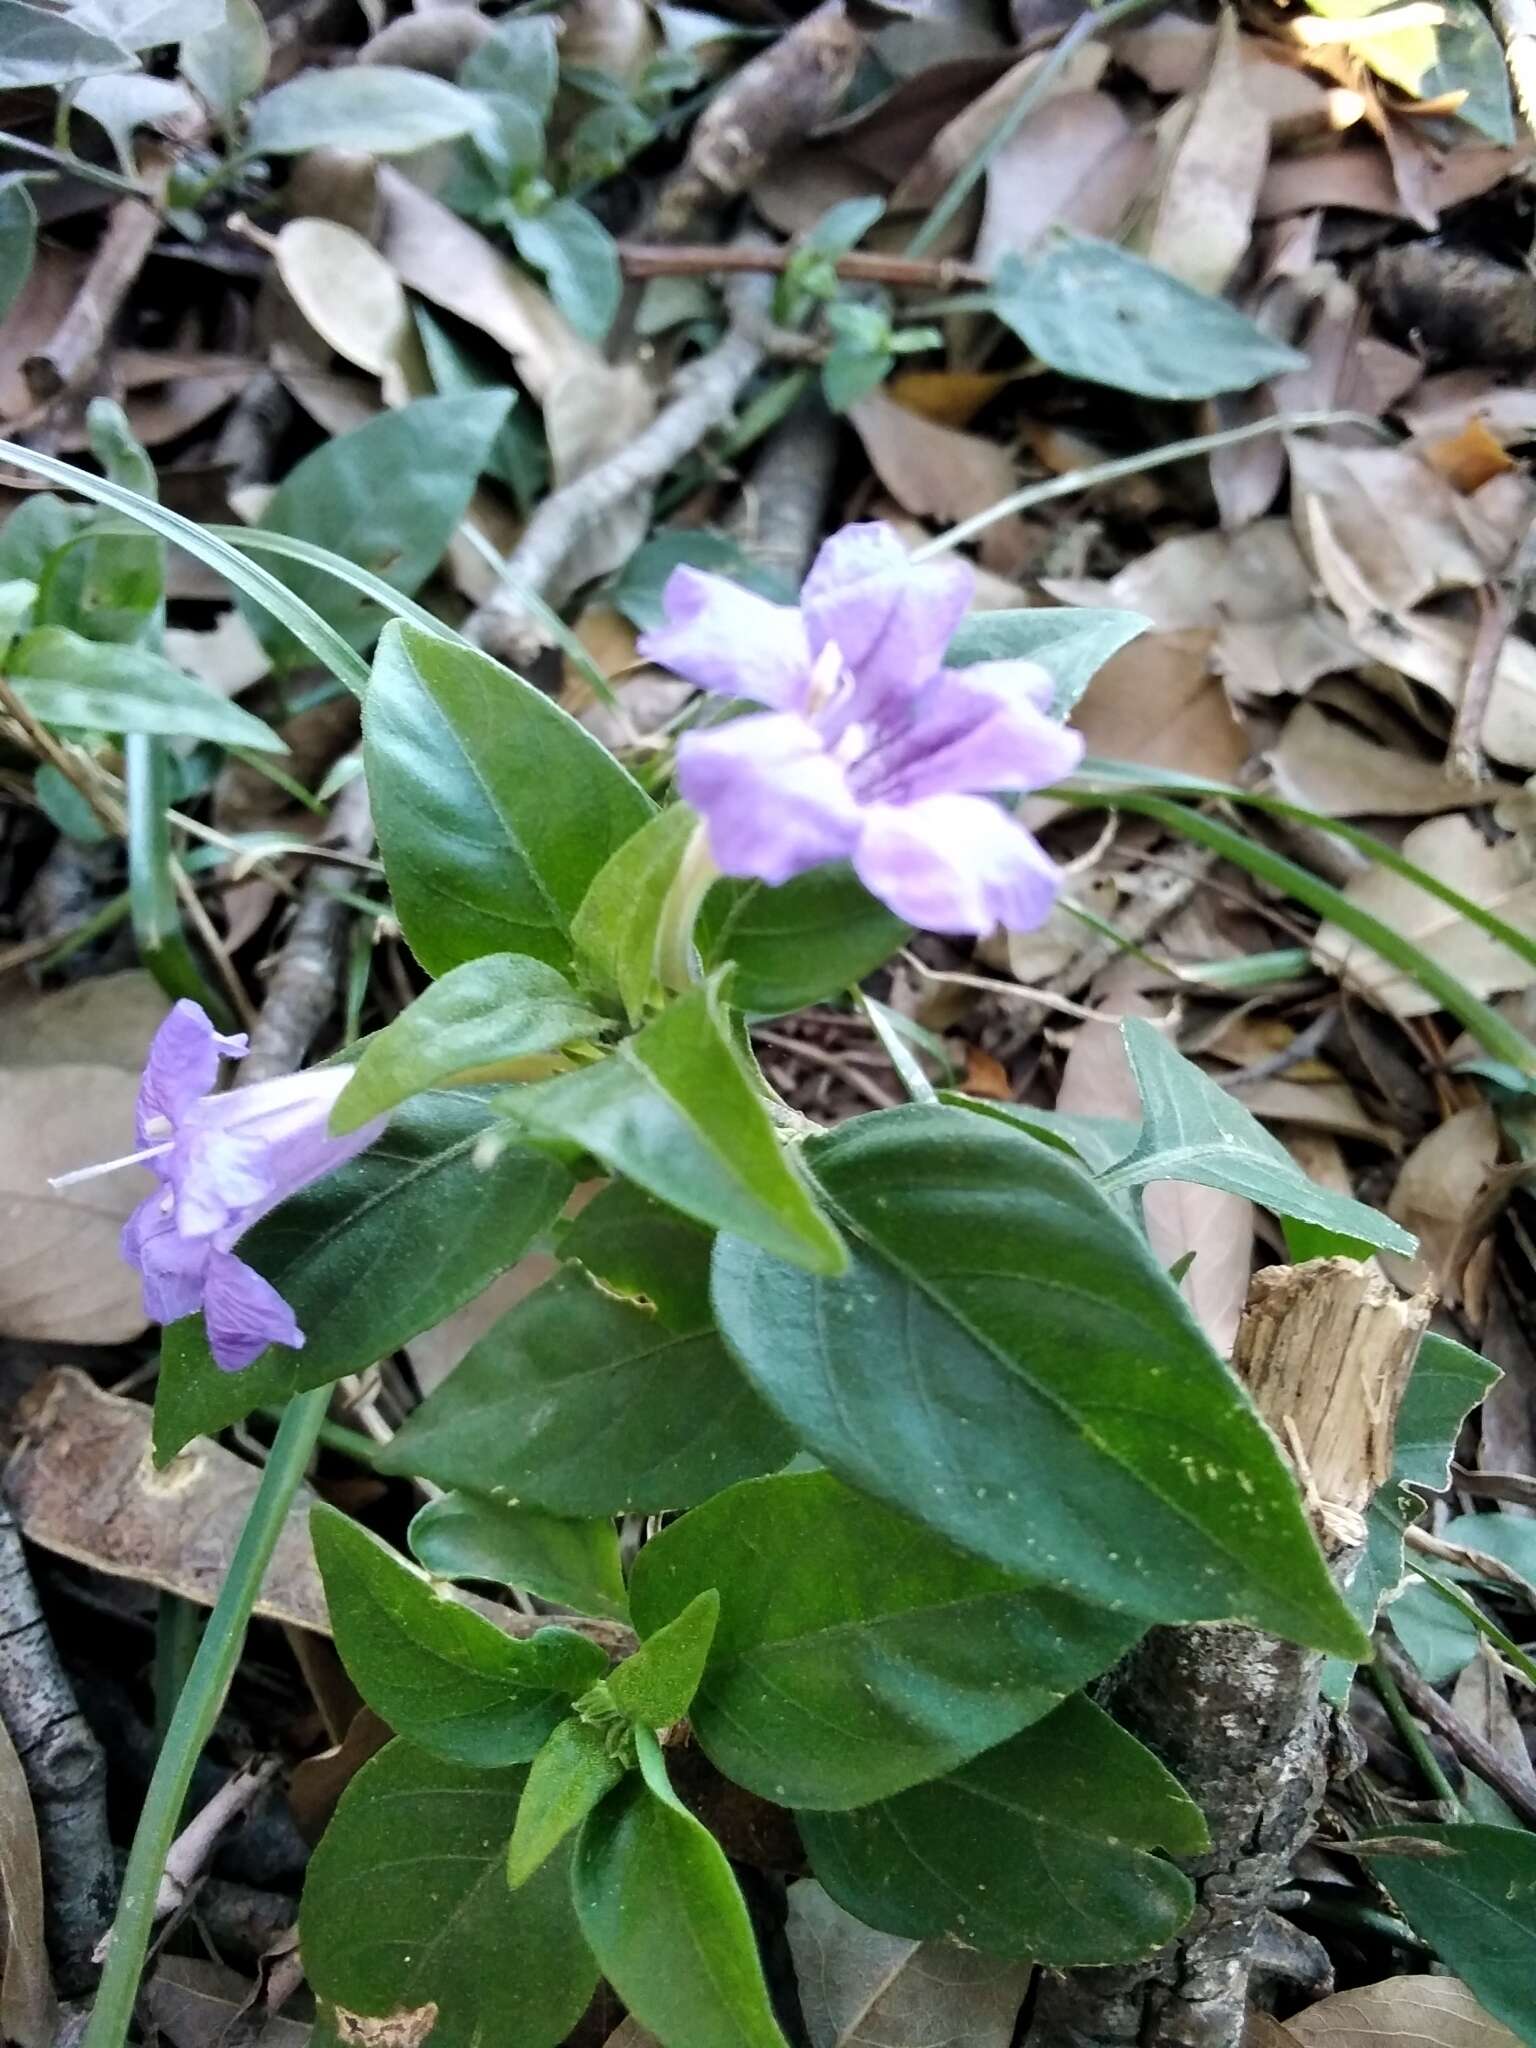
<box><xmin>1368</xmin><ymin>1658</ymin><xmax>1465</xmax><ymax>1816</ymax></box>
<box><xmin>82</xmin><ymin>1387</ymin><xmax>329</xmax><ymax>2048</ymax></box>
<box><xmin>260</xmin><ymin>1404</ymin><xmax>383</xmax><ymax>1469</ymax></box>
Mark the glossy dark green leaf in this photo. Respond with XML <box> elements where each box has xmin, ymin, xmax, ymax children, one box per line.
<box><xmin>250</xmin><ymin>66</ymin><xmax>487</xmax><ymax>154</ymax></box>
<box><xmin>331</xmin><ymin>954</ymin><xmax>605</xmax><ymax>1134</ymax></box>
<box><xmin>573</xmin><ymin>1735</ymin><xmax>791</xmax><ymax>2048</ymax></box>
<box><xmin>698</xmin><ymin>865</ymin><xmax>907</xmax><ymax>1017</ymax></box>
<box><xmin>799</xmin><ymin>1695</ymin><xmax>1203</xmax><ymax>1966</ymax></box>
<box><xmin>408</xmin><ymin>1492</ymin><xmax>628</xmax><ymax>1622</ymax></box>
<box><xmin>628</xmin><ymin>1470</ymin><xmax>1144</xmax><ymax>1809</ymax></box>
<box><xmin>501</xmin><ymin>979</ymin><xmax>844</xmax><ymax>1272</ymax></box>
<box><xmin>944</xmin><ymin>607</ymin><xmax>1149</xmax><ymax>718</ymax></box>
<box><xmin>606</xmin><ymin>1589</ymin><xmax>718</xmax><ymax>1728</ymax></box>
<box><xmin>1360</xmin><ymin>1824</ymin><xmax>1536</xmax><ymax>2043</ymax></box>
<box><xmin>712</xmin><ymin>1103</ymin><xmax>1366</xmax><ymax>1655</ymax></box>
<box><xmin>996</xmin><ymin>239</ymin><xmax>1304</xmax><ymax>400</ymax></box>
<box><xmin>365</xmin><ymin>620</ymin><xmax>653</xmax><ymax>975</ymax></box>
<box><xmin>313</xmin><ymin>1506</ymin><xmax>604</xmax><ymax>1766</ymax></box>
<box><xmin>1102</xmin><ymin>1019</ymin><xmax>1413</xmax><ymax>1254</ymax></box>
<box><xmin>559</xmin><ymin>1177</ymin><xmax>714</xmax><ymax>1329</ymax></box>
<box><xmin>243</xmin><ymin>396</ymin><xmax>510</xmax><ymax>670</ymax></box>
<box><xmin>154</xmin><ymin>1087</ymin><xmax>570</xmax><ymax>1458</ymax></box>
<box><xmin>1395</xmin><ymin>1333</ymin><xmax>1501</xmax><ymax>1491</ymax></box>
<box><xmin>377</xmin><ymin>1266</ymin><xmax>793</xmax><ymax>1513</ymax></box>
<box><xmin>572</xmin><ymin>802</ymin><xmax>697</xmax><ymax>1023</ymax></box>
<box><xmin>8</xmin><ymin>626</ymin><xmax>282</xmax><ymax>749</ymax></box>
<box><xmin>509</xmin><ymin>199</ymin><xmax>621</xmax><ymax>343</ymax></box>
<box><xmin>506</xmin><ymin>1717</ymin><xmax>624</xmax><ymax>1888</ymax></box>
<box><xmin>301</xmin><ymin>1739</ymin><xmax>596</xmax><ymax>2048</ymax></box>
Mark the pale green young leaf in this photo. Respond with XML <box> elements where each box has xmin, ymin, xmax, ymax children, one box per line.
<box><xmin>408</xmin><ymin>1492</ymin><xmax>629</xmax><ymax>1623</ymax></box>
<box><xmin>507</xmin><ymin>1718</ymin><xmax>625</xmax><ymax>1889</ymax></box>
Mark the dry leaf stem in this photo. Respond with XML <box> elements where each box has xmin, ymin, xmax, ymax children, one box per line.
<box><xmin>618</xmin><ymin>243</ymin><xmax>988</xmax><ymax>292</ymax></box>
<box><xmin>1379</xmin><ymin>1642</ymin><xmax>1536</xmax><ymax>1828</ymax></box>
<box><xmin>1028</xmin><ymin>1260</ymin><xmax>1429</xmax><ymax>2048</ymax></box>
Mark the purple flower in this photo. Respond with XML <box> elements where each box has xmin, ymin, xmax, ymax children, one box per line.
<box><xmin>56</xmin><ymin>1002</ymin><xmax>385</xmax><ymax>1372</ymax></box>
<box><xmin>636</xmin><ymin>522</ymin><xmax>1083</xmax><ymax>934</ymax></box>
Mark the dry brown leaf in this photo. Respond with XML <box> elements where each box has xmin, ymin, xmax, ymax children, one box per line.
<box><xmin>0</xmin><ymin>1713</ymin><xmax>54</xmax><ymax>2048</ymax></box>
<box><xmin>1453</xmin><ymin>1640</ymin><xmax>1536</xmax><ymax>1792</ymax></box>
<box><xmin>1259</xmin><ymin>141</ymin><xmax>1525</xmax><ymax>222</ymax></box>
<box><xmin>976</xmin><ymin>92</ymin><xmax>1152</xmax><ymax>264</ymax></box>
<box><xmin>0</xmin><ymin>1066</ymin><xmax>149</xmax><ymax>1342</ymax></box>
<box><xmin>1142</xmin><ymin>10</ymin><xmax>1270</xmax><ymax>294</ymax></box>
<box><xmin>1423</xmin><ymin>417</ymin><xmax>1515</xmax><ymax>494</ymax></box>
<box><xmin>274</xmin><ymin>219</ymin><xmax>409</xmax><ymax>384</ymax></box>
<box><xmin>885</xmin><ymin>369</ymin><xmax>1013</xmax><ymax>429</ymax></box>
<box><xmin>0</xmin><ymin>246</ymin><xmax>88</xmax><ymax>425</ymax></box>
<box><xmin>146</xmin><ymin>1958</ymin><xmax>309</xmax><ymax>2048</ymax></box>
<box><xmin>0</xmin><ymin>970</ymin><xmax>168</xmax><ymax>1070</ymax></box>
<box><xmin>1047</xmin><ymin>521</ymin><xmax>1313</xmax><ymax>631</ymax></box>
<box><xmin>1114</xmin><ymin>13</ymin><xmax>1216</xmax><ymax>93</ymax></box>
<box><xmin>603</xmin><ymin>2024</ymin><xmax>661</xmax><ymax>2048</ymax></box>
<box><xmin>1314</xmin><ymin>814</ymin><xmax>1536</xmax><ymax>1018</ymax></box>
<box><xmin>288</xmin><ymin>1708</ymin><xmax>393</xmax><ymax>1843</ymax></box>
<box><xmin>889</xmin><ymin>44</ymin><xmax>1108</xmax><ymax>213</ymax></box>
<box><xmin>1237</xmin><ymin>1074</ymin><xmax>1402</xmax><ymax>1150</ymax></box>
<box><xmin>377</xmin><ymin>169</ymin><xmax>599</xmax><ymax>403</ymax></box>
<box><xmin>1384</xmin><ymin>1102</ymin><xmax>1499</xmax><ymax>1296</ymax></box>
<box><xmin>1290</xmin><ymin>440</ymin><xmax>1507</xmax><ymax>614</ymax></box>
<box><xmin>1216</xmin><ymin>610</ymin><xmax>1357</xmax><ymax>702</ymax></box>
<box><xmin>1268</xmin><ymin>702</ymin><xmax>1519</xmax><ymax>818</ymax></box>
<box><xmin>8</xmin><ymin>1368</ymin><xmax>327</xmax><ymax>1632</ymax></box>
<box><xmin>1068</xmin><ymin>628</ymin><xmax>1251</xmax><ymax>786</ymax></box>
<box><xmin>1328</xmin><ymin>594</ymin><xmax>1536</xmax><ymax>771</ymax></box>
<box><xmin>543</xmin><ymin>363</ymin><xmax>657</xmax><ymax>595</ymax></box>
<box><xmin>1404</xmin><ymin>374</ymin><xmax>1536</xmax><ymax>448</ymax></box>
<box><xmin>848</xmin><ymin>394</ymin><xmax>1019</xmax><ymax>562</ymax></box>
<box><xmin>1285</xmin><ymin>1974</ymin><xmax>1522</xmax><ymax>2045</ymax></box>
<box><xmin>1246</xmin><ymin>2019</ymin><xmax>1297</xmax><ymax>2048</ymax></box>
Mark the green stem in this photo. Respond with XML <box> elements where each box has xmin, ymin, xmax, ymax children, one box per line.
<box><xmin>260</xmin><ymin>1404</ymin><xmax>383</xmax><ymax>1469</ymax></box>
<box><xmin>654</xmin><ymin>823</ymin><xmax>719</xmax><ymax>993</ymax></box>
<box><xmin>905</xmin><ymin>0</ymin><xmax>1163</xmax><ymax>258</ymax></box>
<box><xmin>151</xmin><ymin>1596</ymin><xmax>203</xmax><ymax>1762</ymax></box>
<box><xmin>124</xmin><ymin>734</ymin><xmax>231</xmax><ymax>1028</ymax></box>
<box><xmin>82</xmin><ymin>1388</ymin><xmax>329</xmax><ymax>2048</ymax></box>
<box><xmin>1368</xmin><ymin>1659</ymin><xmax>1465</xmax><ymax>1816</ymax></box>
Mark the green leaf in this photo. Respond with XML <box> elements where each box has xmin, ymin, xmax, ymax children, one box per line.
<box><xmin>1306</xmin><ymin>0</ymin><xmax>1513</xmax><ymax>142</ymax></box>
<box><xmin>943</xmin><ymin>1092</ymin><xmax>1139</xmax><ymax>1173</ymax></box>
<box><xmin>507</xmin><ymin>1718</ymin><xmax>624</xmax><ymax>1889</ymax></box>
<box><xmin>698</xmin><ymin>865</ymin><xmax>908</xmax><ymax>1017</ymax></box>
<box><xmin>996</xmin><ymin>239</ymin><xmax>1304</xmax><ymax>401</ymax></box>
<box><xmin>312</xmin><ymin>1505</ymin><xmax>606</xmax><ymax>1766</ymax></box>
<box><xmin>572</xmin><ymin>803</ymin><xmax>698</xmax><ymax>1023</ymax></box>
<box><xmin>559</xmin><ymin>1176</ymin><xmax>715</xmax><ymax>1329</ymax></box>
<box><xmin>1322</xmin><ymin>1486</ymin><xmax>1413</xmax><ymax>1707</ymax></box>
<box><xmin>627</xmin><ymin>1470</ymin><xmax>1143</xmax><ymax>1809</ymax></box>
<box><xmin>414</xmin><ymin>308</ymin><xmax>546</xmax><ymax>514</ymax></box>
<box><xmin>365</xmin><ymin>619</ymin><xmax>654</xmax><ymax>976</ymax></box>
<box><xmin>8</xmin><ymin>626</ymin><xmax>282</xmax><ymax>750</ymax></box>
<box><xmin>179</xmin><ymin>0</ymin><xmax>268</xmax><ymax>126</ymax></box>
<box><xmin>573</xmin><ymin>1734</ymin><xmax>791</xmax><ymax>2048</ymax></box>
<box><xmin>822</xmin><ymin>342</ymin><xmax>893</xmax><ymax>414</ymax></box>
<box><xmin>785</xmin><ymin>1879</ymin><xmax>1031</xmax><ymax>2048</ymax></box>
<box><xmin>509</xmin><ymin>199</ymin><xmax>621</xmax><ymax>343</ymax></box>
<box><xmin>0</xmin><ymin>0</ymin><xmax>131</xmax><ymax>88</ymax></box>
<box><xmin>711</xmin><ymin>1103</ymin><xmax>1366</xmax><ymax>1655</ymax></box>
<box><xmin>408</xmin><ymin>1492</ymin><xmax>629</xmax><ymax>1622</ymax></box>
<box><xmin>460</xmin><ymin>13</ymin><xmax>558</xmax><ymax>116</ymax></box>
<box><xmin>501</xmin><ymin>978</ymin><xmax>845</xmax><ymax>1273</ymax></box>
<box><xmin>331</xmin><ymin>954</ymin><xmax>606</xmax><ymax>1134</ymax></box>
<box><xmin>605</xmin><ymin>1588</ymin><xmax>719</xmax><ymax>1728</ymax></box>
<box><xmin>799</xmin><ymin>1695</ymin><xmax>1202</xmax><ymax>1966</ymax></box>
<box><xmin>802</xmin><ymin>195</ymin><xmax>887</xmax><ymax>257</ymax></box>
<box><xmin>1360</xmin><ymin>1824</ymin><xmax>1536</xmax><ymax>2044</ymax></box>
<box><xmin>1389</xmin><ymin>1575</ymin><xmax>1483</xmax><ymax>1686</ymax></box>
<box><xmin>249</xmin><ymin>66</ymin><xmax>488</xmax><ymax>154</ymax></box>
<box><xmin>1102</xmin><ymin>1018</ymin><xmax>1413</xmax><ymax>1254</ymax></box>
<box><xmin>301</xmin><ymin>1739</ymin><xmax>596</xmax><ymax>2048</ymax></box>
<box><xmin>0</xmin><ymin>176</ymin><xmax>37</xmax><ymax>330</ymax></box>
<box><xmin>609</xmin><ymin>530</ymin><xmax>790</xmax><ymax>631</ymax></box>
<box><xmin>243</xmin><ymin>394</ymin><xmax>510</xmax><ymax>670</ymax></box>
<box><xmin>944</xmin><ymin>606</ymin><xmax>1149</xmax><ymax>718</ymax></box>
<box><xmin>153</xmin><ymin>1087</ymin><xmax>570</xmax><ymax>1457</ymax></box>
<box><xmin>1395</xmin><ymin>1333</ymin><xmax>1501</xmax><ymax>1491</ymax></box>
<box><xmin>377</xmin><ymin>1266</ymin><xmax>794</xmax><ymax>1513</ymax></box>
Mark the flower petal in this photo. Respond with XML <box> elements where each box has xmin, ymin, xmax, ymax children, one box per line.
<box><xmin>852</xmin><ymin>794</ymin><xmax>1063</xmax><ymax>935</ymax></box>
<box><xmin>202</xmin><ymin>1249</ymin><xmax>304</xmax><ymax>1371</ymax></box>
<box><xmin>800</xmin><ymin>522</ymin><xmax>973</xmax><ymax>717</ymax></box>
<box><xmin>122</xmin><ymin>1191</ymin><xmax>207</xmax><ymax>1325</ymax></box>
<box><xmin>637</xmin><ymin>566</ymin><xmax>811</xmax><ymax>709</ymax></box>
<box><xmin>856</xmin><ymin>665</ymin><xmax>1084</xmax><ymax>805</ymax></box>
<box><xmin>136</xmin><ymin>999</ymin><xmax>248</xmax><ymax>1147</ymax></box>
<box><xmin>171</xmin><ymin>1068</ymin><xmax>386</xmax><ymax>1241</ymax></box>
<box><xmin>677</xmin><ymin>712</ymin><xmax>859</xmax><ymax>886</ymax></box>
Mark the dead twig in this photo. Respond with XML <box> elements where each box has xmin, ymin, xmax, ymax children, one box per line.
<box><xmin>1449</xmin><ymin>582</ymin><xmax>1512</xmax><ymax>784</ymax></box>
<box><xmin>465</xmin><ymin>268</ymin><xmax>774</xmax><ymax>669</ymax></box>
<box><xmin>23</xmin><ymin>168</ymin><xmax>165</xmax><ymax>406</ymax></box>
<box><xmin>738</xmin><ymin>391</ymin><xmax>841</xmax><ymax>588</ymax></box>
<box><xmin>1379</xmin><ymin>1640</ymin><xmax>1536</xmax><ymax>1830</ymax></box>
<box><xmin>153</xmin><ymin>1758</ymin><xmax>280</xmax><ymax>1920</ymax></box>
<box><xmin>618</xmin><ymin>243</ymin><xmax>988</xmax><ymax>292</ymax></box>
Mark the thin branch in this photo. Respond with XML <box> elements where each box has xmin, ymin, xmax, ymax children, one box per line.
<box><xmin>1381</xmin><ymin>1641</ymin><xmax>1536</xmax><ymax>1831</ymax></box>
<box><xmin>618</xmin><ymin>242</ymin><xmax>988</xmax><ymax>292</ymax></box>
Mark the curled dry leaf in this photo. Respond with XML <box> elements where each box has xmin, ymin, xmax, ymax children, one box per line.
<box><xmin>1141</xmin><ymin>10</ymin><xmax>1270</xmax><ymax>295</ymax></box>
<box><xmin>1284</xmin><ymin>1973</ymin><xmax>1523</xmax><ymax>2045</ymax></box>
<box><xmin>1268</xmin><ymin>703</ymin><xmax>1520</xmax><ymax>818</ymax></box>
<box><xmin>1383</xmin><ymin>1102</ymin><xmax>1500</xmax><ymax>1298</ymax></box>
<box><xmin>330</xmin><ymin>2002</ymin><xmax>439</xmax><ymax>2048</ymax></box>
<box><xmin>1289</xmin><ymin>441</ymin><xmax>1509</xmax><ymax>616</ymax></box>
<box><xmin>7</xmin><ymin>1368</ymin><xmax>327</xmax><ymax>1632</ymax></box>
<box><xmin>1047</xmin><ymin>520</ymin><xmax>1313</xmax><ymax>631</ymax></box>
<box><xmin>1313</xmin><ymin>814</ymin><xmax>1536</xmax><ymax>1019</ymax></box>
<box><xmin>274</xmin><ymin>218</ymin><xmax>408</xmax><ymax>383</ymax></box>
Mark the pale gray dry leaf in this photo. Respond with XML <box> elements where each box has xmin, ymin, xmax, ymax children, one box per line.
<box><xmin>1140</xmin><ymin>9</ymin><xmax>1270</xmax><ymax>295</ymax></box>
<box><xmin>1314</xmin><ymin>814</ymin><xmax>1536</xmax><ymax>1019</ymax></box>
<box><xmin>1338</xmin><ymin>602</ymin><xmax>1536</xmax><ymax>772</ymax></box>
<box><xmin>1383</xmin><ymin>1102</ymin><xmax>1500</xmax><ymax>1298</ymax></box>
<box><xmin>0</xmin><ymin>1713</ymin><xmax>55</xmax><ymax>2048</ymax></box>
<box><xmin>888</xmin><ymin>43</ymin><xmax>1108</xmax><ymax>213</ymax></box>
<box><xmin>163</xmin><ymin>610</ymin><xmax>270</xmax><ymax>698</ymax></box>
<box><xmin>1237</xmin><ymin>1075</ymin><xmax>1402</xmax><ymax>1152</ymax></box>
<box><xmin>0</xmin><ymin>969</ymin><xmax>167</xmax><ymax>1069</ymax></box>
<box><xmin>0</xmin><ymin>1065</ymin><xmax>149</xmax><ymax>1343</ymax></box>
<box><xmin>848</xmin><ymin>395</ymin><xmax>1018</xmax><ymax>561</ymax></box>
<box><xmin>543</xmin><ymin>362</ymin><xmax>658</xmax><ymax>596</ymax></box>
<box><xmin>1113</xmin><ymin>13</ymin><xmax>1216</xmax><ymax>93</ymax></box>
<box><xmin>1267</xmin><ymin>703</ymin><xmax>1520</xmax><ymax>818</ymax></box>
<box><xmin>7</xmin><ymin>1368</ymin><xmax>327</xmax><ymax>1632</ymax></box>
<box><xmin>274</xmin><ymin>218</ymin><xmax>409</xmax><ymax>383</ymax></box>
<box><xmin>331</xmin><ymin>2004</ymin><xmax>438</xmax><ymax>2048</ymax></box>
<box><xmin>147</xmin><ymin>1958</ymin><xmax>309</xmax><ymax>2048</ymax></box>
<box><xmin>1283</xmin><ymin>1973</ymin><xmax>1523</xmax><ymax>2045</ymax></box>
<box><xmin>1452</xmin><ymin>1640</ymin><xmax>1536</xmax><ymax>1795</ymax></box>
<box><xmin>975</xmin><ymin>91</ymin><xmax>1151</xmax><ymax>265</ymax></box>
<box><xmin>787</xmin><ymin>1878</ymin><xmax>1030</xmax><ymax>2048</ymax></box>
<box><xmin>376</xmin><ymin>168</ymin><xmax>599</xmax><ymax>402</ymax></box>
<box><xmin>1046</xmin><ymin>519</ymin><xmax>1313</xmax><ymax>631</ymax></box>
<box><xmin>1216</xmin><ymin>610</ymin><xmax>1357</xmax><ymax>702</ymax></box>
<box><xmin>1403</xmin><ymin>373</ymin><xmax>1536</xmax><ymax>449</ymax></box>
<box><xmin>1258</xmin><ymin>142</ymin><xmax>1527</xmax><ymax>224</ymax></box>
